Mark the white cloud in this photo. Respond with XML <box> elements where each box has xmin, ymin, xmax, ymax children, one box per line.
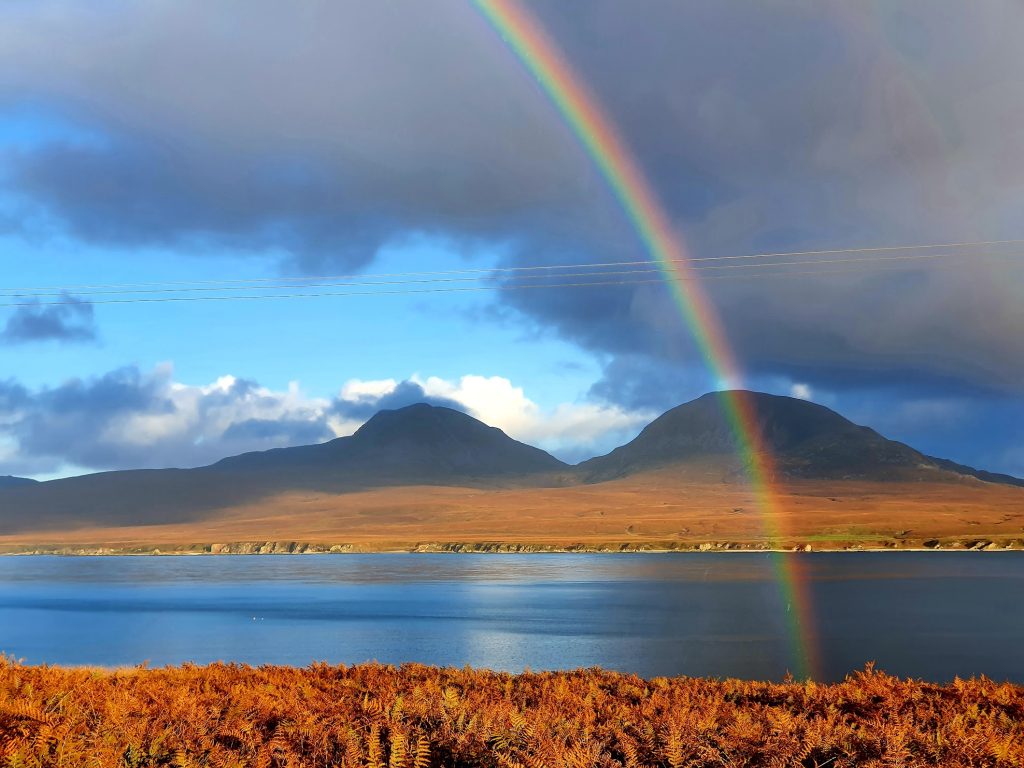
<box><xmin>340</xmin><ymin>378</ymin><xmax>398</xmax><ymax>401</ymax></box>
<box><xmin>0</xmin><ymin>365</ymin><xmax>338</xmax><ymax>477</ymax></box>
<box><xmin>1</xmin><ymin>367</ymin><xmax>655</xmax><ymax>477</ymax></box>
<box><xmin>104</xmin><ymin>370</ymin><xmax>334</xmax><ymax>451</ymax></box>
<box><xmin>413</xmin><ymin>374</ymin><xmax>652</xmax><ymax>460</ymax></box>
<box><xmin>790</xmin><ymin>383</ymin><xmax>813</xmax><ymax>400</ymax></box>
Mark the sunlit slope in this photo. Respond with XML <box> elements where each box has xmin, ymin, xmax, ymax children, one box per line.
<box><xmin>2</xmin><ymin>471</ymin><xmax>1022</xmax><ymax>553</ymax></box>
<box><xmin>1</xmin><ymin>393</ymin><xmax>1021</xmax><ymax>550</ymax></box>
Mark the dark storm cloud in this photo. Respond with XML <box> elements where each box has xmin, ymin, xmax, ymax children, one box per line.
<box><xmin>491</xmin><ymin>0</ymin><xmax>1024</xmax><ymax>397</ymax></box>
<box><xmin>1</xmin><ymin>0</ymin><xmax>1023</xmax><ymax>395</ymax></box>
<box><xmin>0</xmin><ymin>0</ymin><xmax>596</xmax><ymax>267</ymax></box>
<box><xmin>1</xmin><ymin>294</ymin><xmax>97</xmax><ymax>344</ymax></box>
<box><xmin>588</xmin><ymin>356</ymin><xmax>714</xmax><ymax>413</ymax></box>
<box><xmin>329</xmin><ymin>380</ymin><xmax>464</xmax><ymax>421</ymax></box>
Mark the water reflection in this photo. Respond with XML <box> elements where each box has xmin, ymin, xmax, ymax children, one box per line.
<box><xmin>0</xmin><ymin>553</ymin><xmax>1021</xmax><ymax>681</ymax></box>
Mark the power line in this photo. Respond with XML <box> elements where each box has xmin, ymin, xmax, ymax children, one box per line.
<box><xmin>1</xmin><ymin>246</ymin><xmax>1021</xmax><ymax>300</ymax></box>
<box><xmin>0</xmin><ymin>255</ymin><xmax>1010</xmax><ymax>308</ymax></box>
<box><xmin>1</xmin><ymin>237</ymin><xmax>1021</xmax><ymax>295</ymax></box>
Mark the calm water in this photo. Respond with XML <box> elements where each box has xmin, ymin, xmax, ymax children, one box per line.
<box><xmin>0</xmin><ymin>553</ymin><xmax>1021</xmax><ymax>682</ymax></box>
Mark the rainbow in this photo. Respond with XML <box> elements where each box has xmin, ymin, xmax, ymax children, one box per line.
<box><xmin>475</xmin><ymin>0</ymin><xmax>822</xmax><ymax>679</ymax></box>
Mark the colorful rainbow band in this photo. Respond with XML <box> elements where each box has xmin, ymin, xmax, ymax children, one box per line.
<box><xmin>475</xmin><ymin>0</ymin><xmax>821</xmax><ymax>679</ymax></box>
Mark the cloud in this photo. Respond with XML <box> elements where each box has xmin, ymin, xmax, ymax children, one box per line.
<box><xmin>1</xmin><ymin>294</ymin><xmax>96</xmax><ymax>344</ymax></box>
<box><xmin>414</xmin><ymin>374</ymin><xmax>651</xmax><ymax>461</ymax></box>
<box><xmin>489</xmin><ymin>0</ymin><xmax>1024</xmax><ymax>397</ymax></box>
<box><xmin>0</xmin><ymin>0</ymin><xmax>592</xmax><ymax>267</ymax></box>
<box><xmin>0</xmin><ymin>367</ymin><xmax>337</xmax><ymax>476</ymax></box>
<box><xmin>336</xmin><ymin>374</ymin><xmax>651</xmax><ymax>461</ymax></box>
<box><xmin>790</xmin><ymin>384</ymin><xmax>812</xmax><ymax>401</ymax></box>
<box><xmin>1</xmin><ymin>0</ymin><xmax>1022</xmax><ymax>406</ymax></box>
<box><xmin>219</xmin><ymin>418</ymin><xmax>334</xmax><ymax>445</ymax></box>
<box><xmin>330</xmin><ymin>379</ymin><xmax>464</xmax><ymax>421</ymax></box>
<box><xmin>335</xmin><ymin>374</ymin><xmax>652</xmax><ymax>463</ymax></box>
<box><xmin>0</xmin><ymin>367</ymin><xmax>653</xmax><ymax>477</ymax></box>
<box><xmin>832</xmin><ymin>389</ymin><xmax>1024</xmax><ymax>477</ymax></box>
<box><xmin>587</xmin><ymin>356</ymin><xmax>716</xmax><ymax>413</ymax></box>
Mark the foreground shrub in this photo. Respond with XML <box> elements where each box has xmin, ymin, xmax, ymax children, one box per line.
<box><xmin>0</xmin><ymin>659</ymin><xmax>1021</xmax><ymax>767</ymax></box>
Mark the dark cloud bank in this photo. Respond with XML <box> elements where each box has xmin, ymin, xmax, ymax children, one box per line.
<box><xmin>1</xmin><ymin>0</ymin><xmax>1022</xmax><ymax>474</ymax></box>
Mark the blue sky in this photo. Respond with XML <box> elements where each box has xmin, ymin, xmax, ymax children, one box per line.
<box><xmin>1</xmin><ymin>0</ymin><xmax>1022</xmax><ymax>480</ymax></box>
<box><xmin>0</xmin><ymin>232</ymin><xmax>597</xmax><ymax>398</ymax></box>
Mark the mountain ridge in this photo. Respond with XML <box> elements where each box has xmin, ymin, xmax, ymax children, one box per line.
<box><xmin>212</xmin><ymin>403</ymin><xmax>569</xmax><ymax>480</ymax></box>
<box><xmin>1</xmin><ymin>393</ymin><xmax>1020</xmax><ymax>535</ymax></box>
<box><xmin>578</xmin><ymin>391</ymin><xmax>1018</xmax><ymax>486</ymax></box>
<box><xmin>0</xmin><ymin>403</ymin><xmax>572</xmax><ymax>532</ymax></box>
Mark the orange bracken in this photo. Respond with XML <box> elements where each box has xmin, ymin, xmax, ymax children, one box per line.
<box><xmin>0</xmin><ymin>658</ymin><xmax>1021</xmax><ymax>767</ymax></box>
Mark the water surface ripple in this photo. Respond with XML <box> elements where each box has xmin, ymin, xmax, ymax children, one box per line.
<box><xmin>1</xmin><ymin>553</ymin><xmax>1021</xmax><ymax>682</ymax></box>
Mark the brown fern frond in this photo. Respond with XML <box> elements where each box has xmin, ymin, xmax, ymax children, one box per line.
<box><xmin>412</xmin><ymin>733</ymin><xmax>431</xmax><ymax>768</ymax></box>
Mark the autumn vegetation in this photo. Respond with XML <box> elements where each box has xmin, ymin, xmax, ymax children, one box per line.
<box><xmin>1</xmin><ymin>659</ymin><xmax>1021</xmax><ymax>767</ymax></box>
<box><xmin>3</xmin><ymin>476</ymin><xmax>1024</xmax><ymax>556</ymax></box>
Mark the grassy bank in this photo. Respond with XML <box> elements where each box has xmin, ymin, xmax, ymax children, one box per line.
<box><xmin>1</xmin><ymin>660</ymin><xmax>1020</xmax><ymax>767</ymax></box>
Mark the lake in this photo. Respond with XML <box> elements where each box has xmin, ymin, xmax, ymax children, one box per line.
<box><xmin>0</xmin><ymin>553</ymin><xmax>1021</xmax><ymax>682</ymax></box>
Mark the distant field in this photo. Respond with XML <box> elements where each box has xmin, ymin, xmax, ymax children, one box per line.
<box><xmin>0</xmin><ymin>659</ymin><xmax>1021</xmax><ymax>767</ymax></box>
<box><xmin>2</xmin><ymin>471</ymin><xmax>1023</xmax><ymax>553</ymax></box>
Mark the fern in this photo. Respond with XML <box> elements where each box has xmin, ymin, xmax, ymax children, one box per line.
<box><xmin>0</xmin><ymin>660</ymin><xmax>1018</xmax><ymax>768</ymax></box>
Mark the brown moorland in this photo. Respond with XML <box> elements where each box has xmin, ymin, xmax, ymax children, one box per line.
<box><xmin>3</xmin><ymin>395</ymin><xmax>1023</xmax><ymax>554</ymax></box>
<box><xmin>1</xmin><ymin>658</ymin><xmax>1021</xmax><ymax>767</ymax></box>
<box><xmin>2</xmin><ymin>469</ymin><xmax>1023</xmax><ymax>554</ymax></box>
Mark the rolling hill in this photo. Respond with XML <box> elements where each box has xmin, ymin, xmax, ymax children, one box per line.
<box><xmin>0</xmin><ymin>393</ymin><xmax>1021</xmax><ymax>550</ymax></box>
<box><xmin>578</xmin><ymin>391</ymin><xmax>1024</xmax><ymax>487</ymax></box>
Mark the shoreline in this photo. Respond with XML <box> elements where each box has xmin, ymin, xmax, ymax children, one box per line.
<box><xmin>2</xmin><ymin>537</ymin><xmax>1022</xmax><ymax>556</ymax></box>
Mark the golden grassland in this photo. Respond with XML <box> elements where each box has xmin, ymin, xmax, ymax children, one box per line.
<box><xmin>1</xmin><ymin>660</ymin><xmax>1022</xmax><ymax>767</ymax></box>
<box><xmin>3</xmin><ymin>473</ymin><xmax>1023</xmax><ymax>554</ymax></box>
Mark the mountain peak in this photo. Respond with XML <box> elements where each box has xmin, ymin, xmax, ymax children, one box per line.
<box><xmin>354</xmin><ymin>402</ymin><xmax>479</xmax><ymax>440</ymax></box>
<box><xmin>2</xmin><ymin>393</ymin><xmax>1019</xmax><ymax>536</ymax></box>
<box><xmin>214</xmin><ymin>401</ymin><xmax>568</xmax><ymax>483</ymax></box>
<box><xmin>579</xmin><ymin>390</ymin><xmax>945</xmax><ymax>483</ymax></box>
<box><xmin>348</xmin><ymin>402</ymin><xmax>567</xmax><ymax>478</ymax></box>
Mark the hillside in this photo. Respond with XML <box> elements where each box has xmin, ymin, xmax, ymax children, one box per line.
<box><xmin>0</xmin><ymin>404</ymin><xmax>569</xmax><ymax>533</ymax></box>
<box><xmin>1</xmin><ymin>393</ymin><xmax>1021</xmax><ymax>549</ymax></box>
<box><xmin>578</xmin><ymin>391</ymin><xmax>1021</xmax><ymax>486</ymax></box>
<box><xmin>213</xmin><ymin>403</ymin><xmax>568</xmax><ymax>481</ymax></box>
<box><xmin>0</xmin><ymin>476</ymin><xmax>36</xmax><ymax>489</ymax></box>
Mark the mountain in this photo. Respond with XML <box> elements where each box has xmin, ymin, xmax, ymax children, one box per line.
<box><xmin>924</xmin><ymin>455</ymin><xmax>1024</xmax><ymax>489</ymax></box>
<box><xmin>0</xmin><ymin>404</ymin><xmax>569</xmax><ymax>532</ymax></box>
<box><xmin>1</xmin><ymin>395</ymin><xmax>1021</xmax><ymax>538</ymax></box>
<box><xmin>213</xmin><ymin>403</ymin><xmax>568</xmax><ymax>481</ymax></box>
<box><xmin>578</xmin><ymin>391</ymin><xmax>1024</xmax><ymax>487</ymax></box>
<box><xmin>0</xmin><ymin>476</ymin><xmax>37</xmax><ymax>490</ymax></box>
